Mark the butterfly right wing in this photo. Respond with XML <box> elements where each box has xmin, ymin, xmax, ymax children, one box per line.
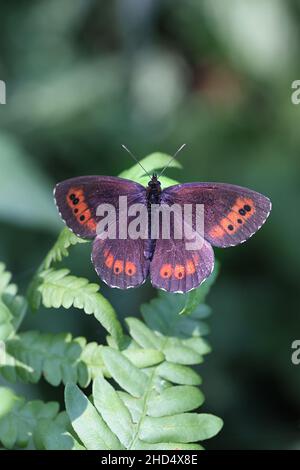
<box><xmin>150</xmin><ymin>206</ymin><xmax>215</xmax><ymax>293</ymax></box>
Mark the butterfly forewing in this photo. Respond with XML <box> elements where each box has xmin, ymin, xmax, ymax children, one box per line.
<box><xmin>54</xmin><ymin>175</ymin><xmax>147</xmax><ymax>239</ymax></box>
<box><xmin>162</xmin><ymin>182</ymin><xmax>271</xmax><ymax>248</ymax></box>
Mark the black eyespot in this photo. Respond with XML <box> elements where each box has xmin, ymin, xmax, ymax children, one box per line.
<box><xmin>164</xmin><ymin>272</ymin><xmax>168</xmax><ymax>277</ymax></box>
<box><xmin>239</xmin><ymin>208</ymin><xmax>246</xmax><ymax>216</ymax></box>
<box><xmin>237</xmin><ymin>219</ymin><xmax>243</xmax><ymax>224</ymax></box>
<box><xmin>244</xmin><ymin>204</ymin><xmax>251</xmax><ymax>212</ymax></box>
<box><xmin>73</xmin><ymin>198</ymin><xmax>79</xmax><ymax>205</ymax></box>
<box><xmin>80</xmin><ymin>215</ymin><xmax>85</xmax><ymax>221</ymax></box>
<box><xmin>128</xmin><ymin>269</ymin><xmax>132</xmax><ymax>275</ymax></box>
<box><xmin>178</xmin><ymin>272</ymin><xmax>183</xmax><ymax>278</ymax></box>
<box><xmin>69</xmin><ymin>193</ymin><xmax>76</xmax><ymax>200</ymax></box>
<box><xmin>115</xmin><ymin>268</ymin><xmax>119</xmax><ymax>273</ymax></box>
<box><xmin>74</xmin><ymin>209</ymin><xmax>78</xmax><ymax>214</ymax></box>
<box><xmin>228</xmin><ymin>224</ymin><xmax>234</xmax><ymax>231</ymax></box>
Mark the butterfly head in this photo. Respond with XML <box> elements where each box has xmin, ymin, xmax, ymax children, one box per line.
<box><xmin>148</xmin><ymin>173</ymin><xmax>161</xmax><ymax>189</ymax></box>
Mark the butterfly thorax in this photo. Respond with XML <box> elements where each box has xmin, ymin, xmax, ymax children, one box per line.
<box><xmin>147</xmin><ymin>174</ymin><xmax>162</xmax><ymax>206</ymax></box>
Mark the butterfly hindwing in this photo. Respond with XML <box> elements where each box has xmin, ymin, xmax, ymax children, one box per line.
<box><xmin>54</xmin><ymin>175</ymin><xmax>146</xmax><ymax>239</ymax></box>
<box><xmin>150</xmin><ymin>210</ymin><xmax>215</xmax><ymax>293</ymax></box>
<box><xmin>92</xmin><ymin>237</ymin><xmax>150</xmax><ymax>289</ymax></box>
<box><xmin>162</xmin><ymin>182</ymin><xmax>271</xmax><ymax>248</ymax></box>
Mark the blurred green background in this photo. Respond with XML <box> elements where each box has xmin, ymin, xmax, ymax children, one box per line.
<box><xmin>0</xmin><ymin>0</ymin><xmax>300</xmax><ymax>450</ymax></box>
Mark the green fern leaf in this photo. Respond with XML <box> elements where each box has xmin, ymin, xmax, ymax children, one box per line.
<box><xmin>139</xmin><ymin>413</ymin><xmax>223</xmax><ymax>444</ymax></box>
<box><xmin>65</xmin><ymin>383</ymin><xmax>123</xmax><ymax>450</ymax></box>
<box><xmin>58</xmin><ymin>371</ymin><xmax>221</xmax><ymax>450</ymax></box>
<box><xmin>37</xmin><ymin>269</ymin><xmax>123</xmax><ymax>343</ymax></box>
<box><xmin>40</xmin><ymin>285</ymin><xmax>223</xmax><ymax>450</ymax></box>
<box><xmin>0</xmin><ymin>387</ymin><xmax>59</xmax><ymax>449</ymax></box>
<box><xmin>27</xmin><ymin>228</ymin><xmax>88</xmax><ymax>310</ymax></box>
<box><xmin>141</xmin><ymin>291</ymin><xmax>211</xmax><ymax>342</ymax></box>
<box><xmin>43</xmin><ymin>227</ymin><xmax>88</xmax><ymax>270</ymax></box>
<box><xmin>0</xmin><ymin>331</ymin><xmax>109</xmax><ymax>387</ymax></box>
<box><xmin>0</xmin><ymin>263</ymin><xmax>27</xmax><ymax>341</ymax></box>
<box><xmin>36</xmin><ymin>412</ymin><xmax>85</xmax><ymax>450</ymax></box>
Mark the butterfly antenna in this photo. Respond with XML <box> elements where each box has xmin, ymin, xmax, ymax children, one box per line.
<box><xmin>158</xmin><ymin>143</ymin><xmax>187</xmax><ymax>178</ymax></box>
<box><xmin>121</xmin><ymin>144</ymin><xmax>152</xmax><ymax>179</ymax></box>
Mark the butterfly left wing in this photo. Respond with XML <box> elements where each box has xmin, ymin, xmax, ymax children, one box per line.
<box><xmin>54</xmin><ymin>175</ymin><xmax>146</xmax><ymax>239</ymax></box>
<box><xmin>92</xmin><ymin>237</ymin><xmax>150</xmax><ymax>289</ymax></box>
<box><xmin>54</xmin><ymin>175</ymin><xmax>150</xmax><ymax>289</ymax></box>
<box><xmin>162</xmin><ymin>182</ymin><xmax>271</xmax><ymax>248</ymax></box>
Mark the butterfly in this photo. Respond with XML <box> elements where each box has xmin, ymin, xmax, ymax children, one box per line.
<box><xmin>54</xmin><ymin>154</ymin><xmax>271</xmax><ymax>294</ymax></box>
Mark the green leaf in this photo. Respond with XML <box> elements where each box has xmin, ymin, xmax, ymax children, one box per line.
<box><xmin>163</xmin><ymin>342</ymin><xmax>203</xmax><ymax>365</ymax></box>
<box><xmin>93</xmin><ymin>376</ymin><xmax>134</xmax><ymax>448</ymax></box>
<box><xmin>39</xmin><ymin>420</ymin><xmax>84</xmax><ymax>450</ymax></box>
<box><xmin>141</xmin><ymin>290</ymin><xmax>211</xmax><ymax>339</ymax></box>
<box><xmin>119</xmin><ymin>152</ymin><xmax>182</xmax><ymax>184</ymax></box>
<box><xmin>101</xmin><ymin>347</ymin><xmax>148</xmax><ymax>398</ymax></box>
<box><xmin>43</xmin><ymin>228</ymin><xmax>88</xmax><ymax>270</ymax></box>
<box><xmin>0</xmin><ymin>331</ymin><xmax>117</xmax><ymax>388</ymax></box>
<box><xmin>123</xmin><ymin>349</ymin><xmax>165</xmax><ymax>368</ymax></box>
<box><xmin>35</xmin><ymin>411</ymin><xmax>84</xmax><ymax>450</ymax></box>
<box><xmin>125</xmin><ymin>317</ymin><xmax>164</xmax><ymax>349</ymax></box>
<box><xmin>27</xmin><ymin>228</ymin><xmax>88</xmax><ymax>311</ymax></box>
<box><xmin>157</xmin><ymin>362</ymin><xmax>202</xmax><ymax>386</ymax></box>
<box><xmin>182</xmin><ymin>337</ymin><xmax>211</xmax><ymax>356</ymax></box>
<box><xmin>0</xmin><ymin>332</ymin><xmax>112</xmax><ymax>388</ymax></box>
<box><xmin>117</xmin><ymin>392</ymin><xmax>143</xmax><ymax>424</ymax></box>
<box><xmin>44</xmin><ymin>283</ymin><xmax>223</xmax><ymax>450</ymax></box>
<box><xmin>37</xmin><ymin>269</ymin><xmax>123</xmax><ymax>344</ymax></box>
<box><xmin>146</xmin><ymin>386</ymin><xmax>205</xmax><ymax>417</ymax></box>
<box><xmin>126</xmin><ymin>317</ymin><xmax>204</xmax><ymax>366</ymax></box>
<box><xmin>139</xmin><ymin>413</ymin><xmax>223</xmax><ymax>443</ymax></box>
<box><xmin>0</xmin><ymin>263</ymin><xmax>16</xmax><ymax>295</ymax></box>
<box><xmin>180</xmin><ymin>261</ymin><xmax>220</xmax><ymax>315</ymax></box>
<box><xmin>0</xmin><ymin>388</ymin><xmax>19</xmax><ymax>419</ymax></box>
<box><xmin>0</xmin><ymin>387</ymin><xmax>59</xmax><ymax>449</ymax></box>
<box><xmin>0</xmin><ymin>264</ymin><xmax>27</xmax><ymax>341</ymax></box>
<box><xmin>65</xmin><ymin>383</ymin><xmax>122</xmax><ymax>450</ymax></box>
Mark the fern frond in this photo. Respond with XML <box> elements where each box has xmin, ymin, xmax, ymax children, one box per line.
<box><xmin>58</xmin><ymin>372</ymin><xmax>221</xmax><ymax>450</ymax></box>
<box><xmin>141</xmin><ymin>291</ymin><xmax>212</xmax><ymax>347</ymax></box>
<box><xmin>37</xmin><ymin>269</ymin><xmax>123</xmax><ymax>344</ymax></box>
<box><xmin>27</xmin><ymin>228</ymin><xmax>88</xmax><ymax>310</ymax></box>
<box><xmin>40</xmin><ymin>286</ymin><xmax>222</xmax><ymax>450</ymax></box>
<box><xmin>35</xmin><ymin>411</ymin><xmax>85</xmax><ymax>450</ymax></box>
<box><xmin>0</xmin><ymin>263</ymin><xmax>27</xmax><ymax>341</ymax></box>
<box><xmin>0</xmin><ymin>331</ymin><xmax>106</xmax><ymax>387</ymax></box>
<box><xmin>43</xmin><ymin>227</ymin><xmax>88</xmax><ymax>270</ymax></box>
<box><xmin>0</xmin><ymin>387</ymin><xmax>59</xmax><ymax>449</ymax></box>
